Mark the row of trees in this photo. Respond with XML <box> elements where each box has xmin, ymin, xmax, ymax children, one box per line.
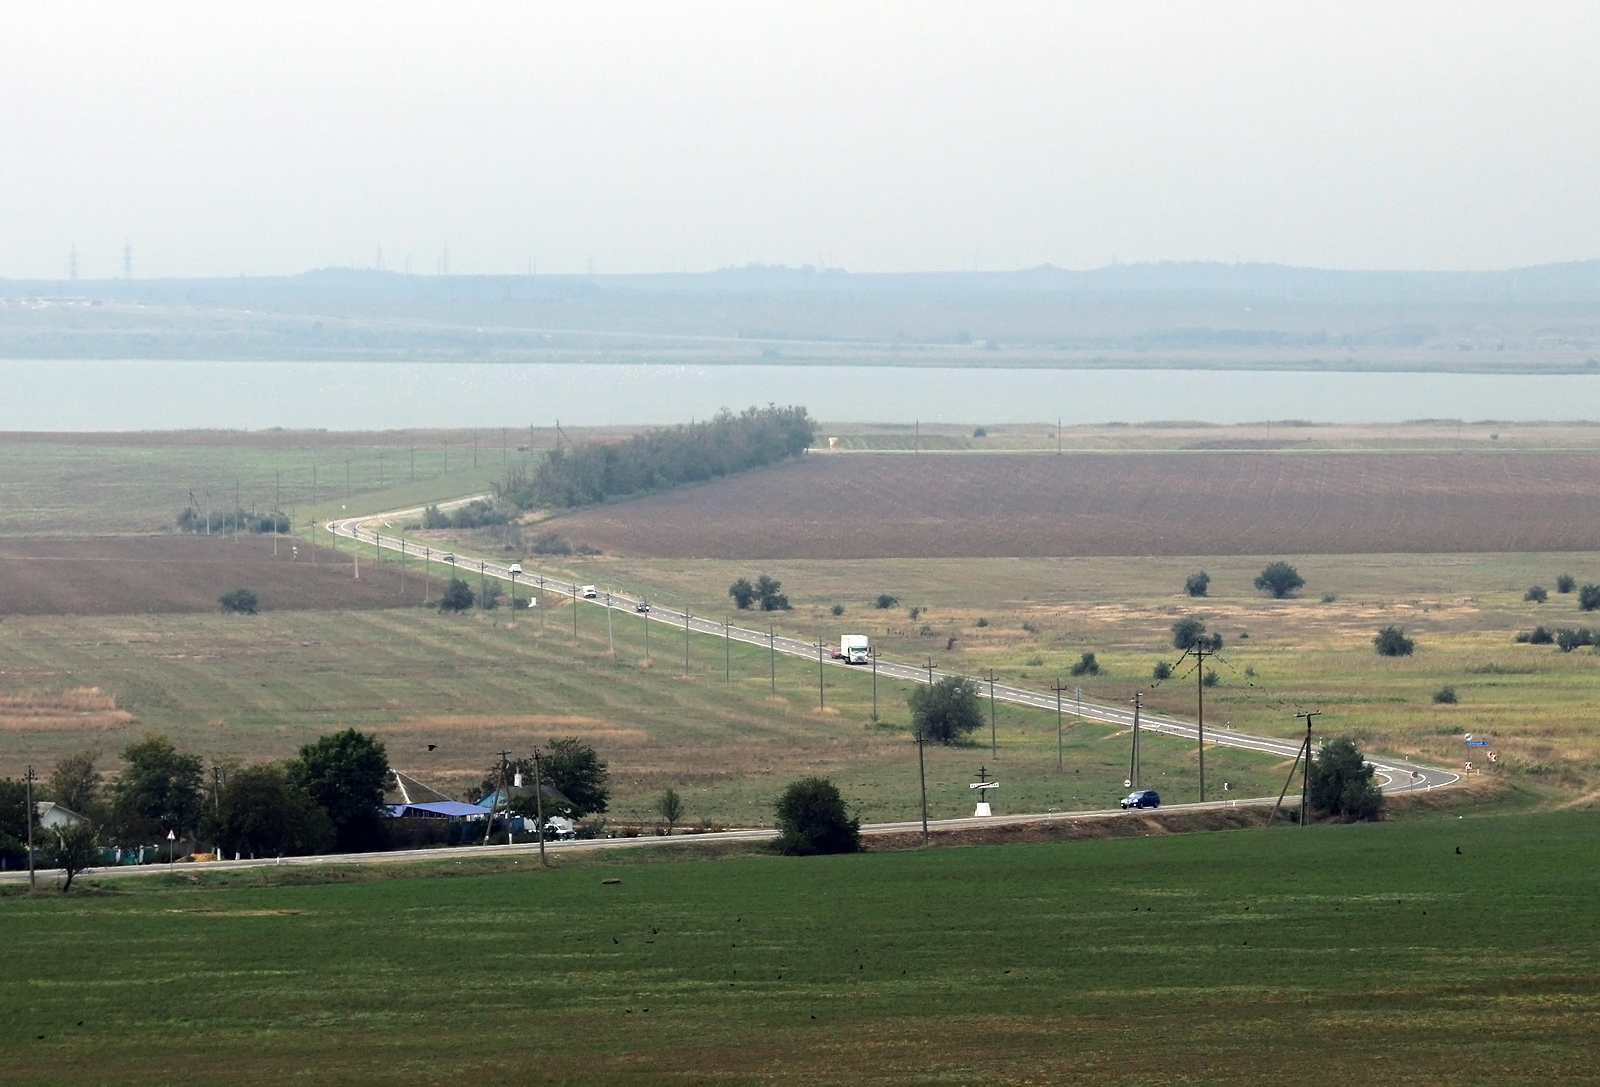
<box><xmin>423</xmin><ymin>499</ymin><xmax>509</xmax><ymax>529</ymax></box>
<box><xmin>496</xmin><ymin>405</ymin><xmax>816</xmax><ymax>510</ymax></box>
<box><xmin>177</xmin><ymin>507</ymin><xmax>291</xmax><ymax>534</ymax></box>
<box><xmin>0</xmin><ymin>730</ymin><xmax>395</xmax><ymax>885</ymax></box>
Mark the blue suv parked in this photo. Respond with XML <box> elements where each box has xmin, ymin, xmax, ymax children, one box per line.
<box><xmin>1120</xmin><ymin>790</ymin><xmax>1160</xmax><ymax>810</ymax></box>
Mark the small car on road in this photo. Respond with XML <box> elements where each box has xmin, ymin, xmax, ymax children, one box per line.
<box><xmin>581</xmin><ymin>585</ymin><xmax>598</xmax><ymax>599</ymax></box>
<box><xmin>1120</xmin><ymin>790</ymin><xmax>1160</xmax><ymax>810</ymax></box>
<box><xmin>635</xmin><ymin>600</ymin><xmax>650</xmax><ymax>613</ymax></box>
<box><xmin>508</xmin><ymin>563</ymin><xmax>522</xmax><ymax>576</ymax></box>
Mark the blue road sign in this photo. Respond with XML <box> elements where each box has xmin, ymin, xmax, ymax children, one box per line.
<box><xmin>1465</xmin><ymin>740</ymin><xmax>1490</xmax><ymax>746</ymax></box>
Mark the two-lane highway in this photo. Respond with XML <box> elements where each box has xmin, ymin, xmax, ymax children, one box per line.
<box><xmin>326</xmin><ymin>502</ymin><xmax>1458</xmax><ymax>798</ymax></box>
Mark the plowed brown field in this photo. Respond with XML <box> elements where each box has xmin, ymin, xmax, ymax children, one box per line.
<box><xmin>549</xmin><ymin>452</ymin><xmax>1600</xmax><ymax>558</ymax></box>
<box><xmin>0</xmin><ymin>535</ymin><xmax>423</xmax><ymax>615</ymax></box>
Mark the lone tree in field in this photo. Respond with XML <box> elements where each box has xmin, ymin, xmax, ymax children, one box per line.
<box><xmin>1152</xmin><ymin>661</ymin><xmax>1172</xmax><ymax>680</ymax></box>
<box><xmin>1556</xmin><ymin>573</ymin><xmax>1576</xmax><ymax>594</ymax></box>
<box><xmin>1373</xmin><ymin>626</ymin><xmax>1415</xmax><ymax>657</ymax></box>
<box><xmin>50</xmin><ymin>820</ymin><xmax>100</xmax><ymax>892</ymax></box>
<box><xmin>908</xmin><ymin>675</ymin><xmax>983</xmax><ymax>745</ymax></box>
<box><xmin>773</xmin><ymin>776</ymin><xmax>860</xmax><ymax>856</ymax></box>
<box><xmin>728</xmin><ymin>578</ymin><xmax>756</xmax><ymax>609</ymax></box>
<box><xmin>219</xmin><ymin>588</ymin><xmax>258</xmax><ymax>615</ymax></box>
<box><xmin>1070</xmin><ymin>651</ymin><xmax>1099</xmax><ymax>677</ymax></box>
<box><xmin>655</xmin><ymin>788</ymin><xmax>685</xmax><ymax>834</ymax></box>
<box><xmin>1306</xmin><ymin>737</ymin><xmax>1384</xmax><ymax>822</ymax></box>
<box><xmin>1525</xmin><ymin>586</ymin><xmax>1548</xmax><ymax>603</ymax></box>
<box><xmin>1184</xmin><ymin>571</ymin><xmax>1210</xmax><ymax>597</ymax></box>
<box><xmin>1254</xmin><ymin>561</ymin><xmax>1305</xmax><ymax>599</ymax></box>
<box><xmin>1579</xmin><ymin>584</ymin><xmax>1600</xmax><ymax>612</ymax></box>
<box><xmin>756</xmin><ymin>575</ymin><xmax>790</xmax><ymax>611</ymax></box>
<box><xmin>1171</xmin><ymin>617</ymin><xmax>1222</xmax><ymax>652</ymax></box>
<box><xmin>874</xmin><ymin>593</ymin><xmax>900</xmax><ymax>610</ymax></box>
<box><xmin>438</xmin><ymin>577</ymin><xmax>474</xmax><ymax>612</ymax></box>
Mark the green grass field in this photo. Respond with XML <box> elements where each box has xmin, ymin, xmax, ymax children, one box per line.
<box><xmin>506</xmin><ymin>550</ymin><xmax>1600</xmax><ymax>800</ymax></box>
<box><xmin>5</xmin><ymin>808</ymin><xmax>1598</xmax><ymax>1085</ymax></box>
<box><xmin>0</xmin><ymin>604</ymin><xmax>1286</xmax><ymax>825</ymax></box>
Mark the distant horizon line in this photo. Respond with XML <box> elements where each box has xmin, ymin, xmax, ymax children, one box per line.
<box><xmin>6</xmin><ymin>255</ymin><xmax>1600</xmax><ymax>286</ymax></box>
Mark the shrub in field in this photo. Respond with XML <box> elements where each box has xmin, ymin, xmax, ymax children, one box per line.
<box><xmin>481</xmin><ymin>583</ymin><xmax>503</xmax><ymax>610</ymax></box>
<box><xmin>1557</xmin><ymin>573</ymin><xmax>1576</xmax><ymax>593</ymax></box>
<box><xmin>729</xmin><ymin>578</ymin><xmax>755</xmax><ymax>609</ymax></box>
<box><xmin>1307</xmin><ymin>737</ymin><xmax>1384</xmax><ymax>822</ymax></box>
<box><xmin>1579</xmin><ymin>584</ymin><xmax>1600</xmax><ymax>612</ymax></box>
<box><xmin>908</xmin><ymin>675</ymin><xmax>983</xmax><ymax>745</ymax></box>
<box><xmin>1321</xmin><ymin>593</ymin><xmax>1338</xmax><ymax>604</ymax></box>
<box><xmin>831</xmin><ymin>604</ymin><xmax>844</xmax><ymax>616</ymax></box>
<box><xmin>1152</xmin><ymin>661</ymin><xmax>1172</xmax><ymax>680</ymax></box>
<box><xmin>1433</xmin><ymin>685</ymin><xmax>1458</xmax><ymax>704</ymax></box>
<box><xmin>874</xmin><ymin>594</ymin><xmax>899</xmax><ymax>610</ymax></box>
<box><xmin>1070</xmin><ymin>652</ymin><xmax>1099</xmax><ymax>677</ymax></box>
<box><xmin>975</xmin><ymin>617</ymin><xmax>989</xmax><ymax>628</ymax></box>
<box><xmin>909</xmin><ymin>606</ymin><xmax>923</xmax><ymax>621</ymax></box>
<box><xmin>1184</xmin><ymin>571</ymin><xmax>1210</xmax><ymax>597</ymax></box>
<box><xmin>531</xmin><ymin>532</ymin><xmax>573</xmax><ymax>556</ymax></box>
<box><xmin>219</xmin><ymin>588</ymin><xmax>258</xmax><ymax>615</ymax></box>
<box><xmin>1555</xmin><ymin>627</ymin><xmax>1594</xmax><ymax>653</ymax></box>
<box><xmin>1254</xmin><ymin>561</ymin><xmax>1305</xmax><ymax>598</ymax></box>
<box><xmin>1525</xmin><ymin>586</ymin><xmax>1548</xmax><ymax>603</ymax></box>
<box><xmin>655</xmin><ymin>788</ymin><xmax>685</xmax><ymax>835</ymax></box>
<box><xmin>1202</xmin><ymin>669</ymin><xmax>1219</xmax><ymax>687</ymax></box>
<box><xmin>773</xmin><ymin>777</ymin><xmax>860</xmax><ymax>856</ymax></box>
<box><xmin>972</xmin><ymin>427</ymin><xmax>987</xmax><ymax>438</ymax></box>
<box><xmin>1172</xmin><ymin>617</ymin><xmax>1222</xmax><ymax>652</ymax></box>
<box><xmin>1373</xmin><ymin>626</ymin><xmax>1414</xmax><ymax>656</ymax></box>
<box><xmin>1520</xmin><ymin>626</ymin><xmax>1554</xmax><ymax>645</ymax></box>
<box><xmin>438</xmin><ymin>578</ymin><xmax>474</xmax><ymax>612</ymax></box>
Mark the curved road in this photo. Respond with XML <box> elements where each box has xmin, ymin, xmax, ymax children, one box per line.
<box><xmin>326</xmin><ymin>499</ymin><xmax>1459</xmax><ymax>800</ymax></box>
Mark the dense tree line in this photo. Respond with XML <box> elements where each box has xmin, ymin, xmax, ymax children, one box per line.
<box><xmin>177</xmin><ymin>507</ymin><xmax>291</xmax><ymax>534</ymax></box>
<box><xmin>423</xmin><ymin>499</ymin><xmax>509</xmax><ymax>529</ymax></box>
<box><xmin>497</xmin><ymin>405</ymin><xmax>815</xmax><ymax>509</ymax></box>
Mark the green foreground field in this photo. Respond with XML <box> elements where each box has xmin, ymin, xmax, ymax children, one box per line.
<box><xmin>5</xmin><ymin>808</ymin><xmax>1598</xmax><ymax>1085</ymax></box>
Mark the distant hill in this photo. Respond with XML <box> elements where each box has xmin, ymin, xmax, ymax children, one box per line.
<box><xmin>2</xmin><ymin>260</ymin><xmax>1598</xmax><ymax>367</ymax></box>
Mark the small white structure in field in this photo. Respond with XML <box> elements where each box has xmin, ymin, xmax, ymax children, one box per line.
<box><xmin>969</xmin><ymin>766</ymin><xmax>998</xmax><ymax>817</ymax></box>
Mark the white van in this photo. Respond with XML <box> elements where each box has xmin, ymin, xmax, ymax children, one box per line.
<box><xmin>581</xmin><ymin>585</ymin><xmax>598</xmax><ymax>598</ymax></box>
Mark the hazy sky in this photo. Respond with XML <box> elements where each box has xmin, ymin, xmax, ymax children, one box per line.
<box><xmin>4</xmin><ymin>2</ymin><xmax>1598</xmax><ymax>279</ymax></box>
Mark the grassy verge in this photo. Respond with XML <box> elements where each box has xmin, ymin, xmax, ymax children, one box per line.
<box><xmin>4</xmin><ymin>808</ymin><xmax>1598</xmax><ymax>1084</ymax></box>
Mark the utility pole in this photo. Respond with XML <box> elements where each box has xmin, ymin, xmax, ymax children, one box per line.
<box><xmin>25</xmin><ymin>765</ymin><xmax>35</xmax><ymax>889</ymax></box>
<box><xmin>1270</xmin><ymin>712</ymin><xmax>1320</xmax><ymax>828</ymax></box>
<box><xmin>1296</xmin><ymin>711</ymin><xmax>1319</xmax><ymax>825</ymax></box>
<box><xmin>769</xmin><ymin>626</ymin><xmax>776</xmax><ymax>694</ymax></box>
<box><xmin>533</xmin><ymin>748</ymin><xmax>547</xmax><ymax>866</ymax></box>
<box><xmin>1129</xmin><ymin>692</ymin><xmax>1142</xmax><ymax>789</ymax></box>
<box><xmin>1051</xmin><ymin>680</ymin><xmax>1068</xmax><ymax>771</ymax></box>
<box><xmin>684</xmin><ymin>611</ymin><xmax>691</xmax><ymax>677</ymax></box>
<box><xmin>1194</xmin><ymin>645</ymin><xmax>1211</xmax><ymax>802</ymax></box>
<box><xmin>988</xmin><ymin>669</ymin><xmax>997</xmax><ymax>756</ymax></box>
<box><xmin>926</xmin><ymin>657</ymin><xmax>934</xmax><ymax>687</ymax></box>
<box><xmin>870</xmin><ymin>648</ymin><xmax>879</xmax><ymax>721</ymax></box>
<box><xmin>572</xmin><ymin>584</ymin><xmax>578</xmax><ymax>639</ymax></box>
<box><xmin>915</xmin><ymin>724</ymin><xmax>929</xmax><ymax>845</ymax></box>
<box><xmin>724</xmin><ymin>619</ymin><xmax>730</xmax><ymax>685</ymax></box>
<box><xmin>642</xmin><ymin>598</ymin><xmax>648</xmax><ymax>657</ymax></box>
<box><xmin>817</xmin><ymin>632</ymin><xmax>825</xmax><ymax>710</ymax></box>
<box><xmin>605</xmin><ymin>594</ymin><xmax>613</xmax><ymax>653</ymax></box>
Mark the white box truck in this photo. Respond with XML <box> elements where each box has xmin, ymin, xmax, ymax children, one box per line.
<box><xmin>839</xmin><ymin>635</ymin><xmax>870</xmax><ymax>664</ymax></box>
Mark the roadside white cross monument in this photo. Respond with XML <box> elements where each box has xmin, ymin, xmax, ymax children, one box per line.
<box><xmin>969</xmin><ymin>765</ymin><xmax>999</xmax><ymax>817</ymax></box>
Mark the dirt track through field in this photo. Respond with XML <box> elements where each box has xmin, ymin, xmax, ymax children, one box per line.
<box><xmin>549</xmin><ymin>452</ymin><xmax>1600</xmax><ymax>558</ymax></box>
<box><xmin>0</xmin><ymin>535</ymin><xmax>422</xmax><ymax>615</ymax></box>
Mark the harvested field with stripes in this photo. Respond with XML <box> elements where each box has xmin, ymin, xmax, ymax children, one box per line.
<box><xmin>548</xmin><ymin>452</ymin><xmax>1600</xmax><ymax>558</ymax></box>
